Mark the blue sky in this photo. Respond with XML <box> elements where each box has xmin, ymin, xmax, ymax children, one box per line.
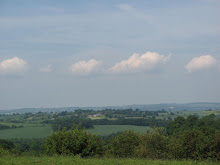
<box><xmin>0</xmin><ymin>0</ymin><xmax>220</xmax><ymax>109</ymax></box>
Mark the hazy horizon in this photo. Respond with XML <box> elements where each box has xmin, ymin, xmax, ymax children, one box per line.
<box><xmin>1</xmin><ymin>0</ymin><xmax>220</xmax><ymax>109</ymax></box>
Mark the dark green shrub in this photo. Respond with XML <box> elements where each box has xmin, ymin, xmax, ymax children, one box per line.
<box><xmin>137</xmin><ymin>128</ymin><xmax>169</xmax><ymax>159</ymax></box>
<box><xmin>168</xmin><ymin>129</ymin><xmax>212</xmax><ymax>160</ymax></box>
<box><xmin>106</xmin><ymin>130</ymin><xmax>140</xmax><ymax>158</ymax></box>
<box><xmin>0</xmin><ymin>139</ymin><xmax>14</xmax><ymax>151</ymax></box>
<box><xmin>0</xmin><ymin>146</ymin><xmax>9</xmax><ymax>156</ymax></box>
<box><xmin>44</xmin><ymin>126</ymin><xmax>104</xmax><ymax>157</ymax></box>
<box><xmin>211</xmin><ymin>131</ymin><xmax>220</xmax><ymax>161</ymax></box>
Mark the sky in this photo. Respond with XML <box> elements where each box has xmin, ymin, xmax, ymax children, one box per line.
<box><xmin>0</xmin><ymin>0</ymin><xmax>220</xmax><ymax>110</ymax></box>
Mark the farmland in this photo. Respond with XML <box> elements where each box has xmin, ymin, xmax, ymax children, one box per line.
<box><xmin>0</xmin><ymin>109</ymin><xmax>219</xmax><ymax>139</ymax></box>
<box><xmin>0</xmin><ymin>108</ymin><xmax>219</xmax><ymax>162</ymax></box>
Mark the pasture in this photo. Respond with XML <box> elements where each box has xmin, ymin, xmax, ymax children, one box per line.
<box><xmin>0</xmin><ymin>122</ymin><xmax>151</xmax><ymax>138</ymax></box>
<box><xmin>0</xmin><ymin>123</ymin><xmax>52</xmax><ymax>139</ymax></box>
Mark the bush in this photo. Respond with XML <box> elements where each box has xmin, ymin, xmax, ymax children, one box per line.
<box><xmin>211</xmin><ymin>131</ymin><xmax>220</xmax><ymax>161</ymax></box>
<box><xmin>106</xmin><ymin>130</ymin><xmax>140</xmax><ymax>158</ymax></box>
<box><xmin>168</xmin><ymin>129</ymin><xmax>212</xmax><ymax>160</ymax></box>
<box><xmin>0</xmin><ymin>146</ymin><xmax>9</xmax><ymax>156</ymax></box>
<box><xmin>136</xmin><ymin>128</ymin><xmax>169</xmax><ymax>159</ymax></box>
<box><xmin>44</xmin><ymin>126</ymin><xmax>104</xmax><ymax>157</ymax></box>
<box><xmin>0</xmin><ymin>139</ymin><xmax>14</xmax><ymax>151</ymax></box>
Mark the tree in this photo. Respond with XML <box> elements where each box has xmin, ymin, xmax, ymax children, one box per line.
<box><xmin>44</xmin><ymin>126</ymin><xmax>104</xmax><ymax>157</ymax></box>
<box><xmin>169</xmin><ymin>129</ymin><xmax>211</xmax><ymax>160</ymax></box>
<box><xmin>106</xmin><ymin>130</ymin><xmax>140</xmax><ymax>158</ymax></box>
<box><xmin>0</xmin><ymin>146</ymin><xmax>9</xmax><ymax>156</ymax></box>
<box><xmin>0</xmin><ymin>139</ymin><xmax>14</xmax><ymax>151</ymax></box>
<box><xmin>166</xmin><ymin>116</ymin><xmax>185</xmax><ymax>135</ymax></box>
<box><xmin>137</xmin><ymin>128</ymin><xmax>168</xmax><ymax>159</ymax></box>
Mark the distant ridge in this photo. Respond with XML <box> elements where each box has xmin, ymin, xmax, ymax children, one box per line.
<box><xmin>1</xmin><ymin>102</ymin><xmax>220</xmax><ymax>114</ymax></box>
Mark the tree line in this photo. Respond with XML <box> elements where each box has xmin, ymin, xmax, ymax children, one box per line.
<box><xmin>51</xmin><ymin>117</ymin><xmax>169</xmax><ymax>131</ymax></box>
<box><xmin>0</xmin><ymin>124</ymin><xmax>23</xmax><ymax>130</ymax></box>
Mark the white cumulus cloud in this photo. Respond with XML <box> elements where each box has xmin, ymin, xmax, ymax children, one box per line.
<box><xmin>185</xmin><ymin>55</ymin><xmax>217</xmax><ymax>72</ymax></box>
<box><xmin>117</xmin><ymin>4</ymin><xmax>133</xmax><ymax>11</ymax></box>
<box><xmin>70</xmin><ymin>59</ymin><xmax>101</xmax><ymax>75</ymax></box>
<box><xmin>0</xmin><ymin>57</ymin><xmax>27</xmax><ymax>75</ymax></box>
<box><xmin>109</xmin><ymin>52</ymin><xmax>171</xmax><ymax>74</ymax></box>
<box><xmin>40</xmin><ymin>65</ymin><xmax>53</xmax><ymax>72</ymax></box>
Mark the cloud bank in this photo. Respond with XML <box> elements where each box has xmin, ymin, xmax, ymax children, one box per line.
<box><xmin>185</xmin><ymin>55</ymin><xmax>217</xmax><ymax>72</ymax></box>
<box><xmin>70</xmin><ymin>59</ymin><xmax>101</xmax><ymax>75</ymax></box>
<box><xmin>109</xmin><ymin>52</ymin><xmax>170</xmax><ymax>74</ymax></box>
<box><xmin>0</xmin><ymin>57</ymin><xmax>27</xmax><ymax>75</ymax></box>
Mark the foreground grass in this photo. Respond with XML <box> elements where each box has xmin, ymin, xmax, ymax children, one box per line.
<box><xmin>0</xmin><ymin>156</ymin><xmax>219</xmax><ymax>165</ymax></box>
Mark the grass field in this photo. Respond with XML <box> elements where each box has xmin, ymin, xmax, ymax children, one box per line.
<box><xmin>86</xmin><ymin>125</ymin><xmax>152</xmax><ymax>136</ymax></box>
<box><xmin>0</xmin><ymin>156</ymin><xmax>218</xmax><ymax>165</ymax></box>
<box><xmin>0</xmin><ymin>123</ymin><xmax>151</xmax><ymax>139</ymax></box>
<box><xmin>0</xmin><ymin>124</ymin><xmax>52</xmax><ymax>139</ymax></box>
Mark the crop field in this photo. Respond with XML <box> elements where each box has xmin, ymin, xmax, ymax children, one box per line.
<box><xmin>0</xmin><ymin>156</ymin><xmax>219</xmax><ymax>165</ymax></box>
<box><xmin>0</xmin><ymin>123</ymin><xmax>52</xmax><ymax>139</ymax></box>
<box><xmin>86</xmin><ymin>125</ymin><xmax>152</xmax><ymax>136</ymax></box>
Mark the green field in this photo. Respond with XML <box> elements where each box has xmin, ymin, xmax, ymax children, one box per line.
<box><xmin>0</xmin><ymin>123</ymin><xmax>151</xmax><ymax>139</ymax></box>
<box><xmin>87</xmin><ymin>125</ymin><xmax>152</xmax><ymax>136</ymax></box>
<box><xmin>0</xmin><ymin>156</ymin><xmax>218</xmax><ymax>165</ymax></box>
<box><xmin>0</xmin><ymin>124</ymin><xmax>52</xmax><ymax>139</ymax></box>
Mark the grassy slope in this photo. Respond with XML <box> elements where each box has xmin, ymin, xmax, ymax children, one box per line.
<box><xmin>86</xmin><ymin>125</ymin><xmax>152</xmax><ymax>136</ymax></box>
<box><xmin>0</xmin><ymin>156</ymin><xmax>218</xmax><ymax>165</ymax></box>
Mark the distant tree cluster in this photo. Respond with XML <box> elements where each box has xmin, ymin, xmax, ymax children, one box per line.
<box><xmin>92</xmin><ymin>118</ymin><xmax>169</xmax><ymax>127</ymax></box>
<box><xmin>52</xmin><ymin>117</ymin><xmax>94</xmax><ymax>131</ymax></box>
<box><xmin>0</xmin><ymin>124</ymin><xmax>23</xmax><ymax>130</ymax></box>
<box><xmin>0</xmin><ymin>124</ymin><xmax>10</xmax><ymax>130</ymax></box>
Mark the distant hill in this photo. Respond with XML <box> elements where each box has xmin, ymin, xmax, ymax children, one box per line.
<box><xmin>1</xmin><ymin>102</ymin><xmax>220</xmax><ymax>114</ymax></box>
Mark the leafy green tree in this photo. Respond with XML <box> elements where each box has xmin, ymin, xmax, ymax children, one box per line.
<box><xmin>137</xmin><ymin>128</ymin><xmax>168</xmax><ymax>159</ymax></box>
<box><xmin>106</xmin><ymin>130</ymin><xmax>140</xmax><ymax>158</ymax></box>
<box><xmin>0</xmin><ymin>139</ymin><xmax>14</xmax><ymax>151</ymax></box>
<box><xmin>211</xmin><ymin>131</ymin><xmax>220</xmax><ymax>161</ymax></box>
<box><xmin>0</xmin><ymin>146</ymin><xmax>9</xmax><ymax>156</ymax></box>
<box><xmin>166</xmin><ymin>116</ymin><xmax>185</xmax><ymax>135</ymax></box>
<box><xmin>44</xmin><ymin>126</ymin><xmax>104</xmax><ymax>157</ymax></box>
<box><xmin>169</xmin><ymin>129</ymin><xmax>211</xmax><ymax>160</ymax></box>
